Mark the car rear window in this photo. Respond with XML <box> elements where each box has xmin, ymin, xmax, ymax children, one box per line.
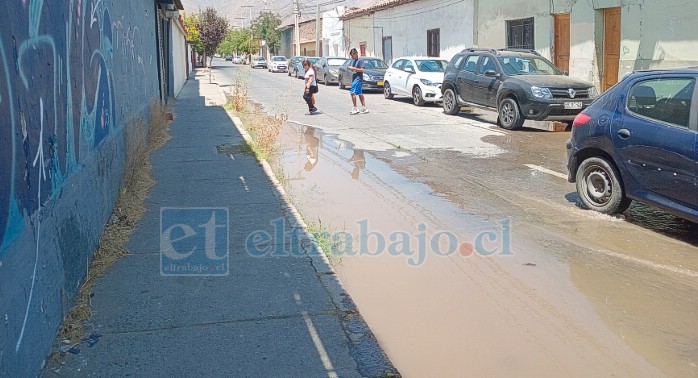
<box><xmin>327</xmin><ymin>58</ymin><xmax>347</xmax><ymax>66</ymax></box>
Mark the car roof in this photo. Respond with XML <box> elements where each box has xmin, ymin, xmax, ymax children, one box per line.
<box><xmin>393</xmin><ymin>56</ymin><xmax>447</xmax><ymax>60</ymax></box>
<box><xmin>630</xmin><ymin>66</ymin><xmax>698</xmax><ymax>75</ymax></box>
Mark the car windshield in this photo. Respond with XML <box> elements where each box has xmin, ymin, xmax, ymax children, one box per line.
<box><xmin>363</xmin><ymin>59</ymin><xmax>388</xmax><ymax>69</ymax></box>
<box><xmin>327</xmin><ymin>58</ymin><xmax>347</xmax><ymax>66</ymax></box>
<box><xmin>272</xmin><ymin>57</ymin><xmax>286</xmax><ymax>61</ymax></box>
<box><xmin>308</xmin><ymin>57</ymin><xmax>320</xmax><ymax>63</ymax></box>
<box><xmin>415</xmin><ymin>59</ymin><xmax>448</xmax><ymax>72</ymax></box>
<box><xmin>497</xmin><ymin>56</ymin><xmax>563</xmax><ymax>75</ymax></box>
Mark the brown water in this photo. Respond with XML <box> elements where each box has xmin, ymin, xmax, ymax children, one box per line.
<box><xmin>273</xmin><ymin>123</ymin><xmax>697</xmax><ymax>377</ymax></box>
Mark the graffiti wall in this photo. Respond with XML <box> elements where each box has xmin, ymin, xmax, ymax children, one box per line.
<box><xmin>0</xmin><ymin>0</ymin><xmax>160</xmax><ymax>374</ymax></box>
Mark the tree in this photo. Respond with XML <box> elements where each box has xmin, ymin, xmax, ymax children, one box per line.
<box><xmin>198</xmin><ymin>7</ymin><xmax>228</xmax><ymax>68</ymax></box>
<box><xmin>251</xmin><ymin>12</ymin><xmax>281</xmax><ymax>56</ymax></box>
<box><xmin>217</xmin><ymin>28</ymin><xmax>253</xmax><ymax>58</ymax></box>
<box><xmin>183</xmin><ymin>13</ymin><xmax>203</xmax><ymax>56</ymax></box>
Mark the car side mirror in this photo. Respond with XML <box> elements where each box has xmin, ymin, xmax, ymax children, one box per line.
<box><xmin>484</xmin><ymin>70</ymin><xmax>498</xmax><ymax>77</ymax></box>
<box><xmin>405</xmin><ymin>67</ymin><xmax>415</xmax><ymax>73</ymax></box>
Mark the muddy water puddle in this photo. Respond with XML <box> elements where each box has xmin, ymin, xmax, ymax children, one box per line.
<box><xmin>273</xmin><ymin>123</ymin><xmax>694</xmax><ymax>377</ymax></box>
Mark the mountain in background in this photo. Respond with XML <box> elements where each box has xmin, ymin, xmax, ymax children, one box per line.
<box><xmin>178</xmin><ymin>0</ymin><xmax>382</xmax><ymax>28</ymax></box>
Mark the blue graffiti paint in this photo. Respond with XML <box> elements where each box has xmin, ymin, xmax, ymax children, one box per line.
<box><xmin>0</xmin><ymin>35</ymin><xmax>23</xmax><ymax>255</ymax></box>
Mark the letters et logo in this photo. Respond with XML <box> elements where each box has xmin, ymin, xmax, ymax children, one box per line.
<box><xmin>160</xmin><ymin>207</ymin><xmax>229</xmax><ymax>276</ymax></box>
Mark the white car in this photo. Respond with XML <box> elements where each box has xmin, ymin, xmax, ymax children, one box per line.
<box><xmin>269</xmin><ymin>56</ymin><xmax>288</xmax><ymax>73</ymax></box>
<box><xmin>383</xmin><ymin>57</ymin><xmax>449</xmax><ymax>106</ymax></box>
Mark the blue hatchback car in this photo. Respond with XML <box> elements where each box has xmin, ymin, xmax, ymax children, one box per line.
<box><xmin>566</xmin><ymin>67</ymin><xmax>698</xmax><ymax>222</ymax></box>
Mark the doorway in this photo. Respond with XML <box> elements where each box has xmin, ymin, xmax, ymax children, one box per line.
<box><xmin>603</xmin><ymin>7</ymin><xmax>621</xmax><ymax>91</ymax></box>
<box><xmin>553</xmin><ymin>13</ymin><xmax>570</xmax><ymax>73</ymax></box>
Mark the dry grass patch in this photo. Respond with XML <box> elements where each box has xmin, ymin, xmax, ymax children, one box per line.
<box><xmin>225</xmin><ymin>69</ymin><xmax>288</xmax><ymax>161</ymax></box>
<box><xmin>50</xmin><ymin>99</ymin><xmax>172</xmax><ymax>363</ymax></box>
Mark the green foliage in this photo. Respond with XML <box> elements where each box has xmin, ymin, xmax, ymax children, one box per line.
<box><xmin>251</xmin><ymin>12</ymin><xmax>282</xmax><ymax>55</ymax></box>
<box><xmin>217</xmin><ymin>29</ymin><xmax>254</xmax><ymax>57</ymax></box>
<box><xmin>183</xmin><ymin>13</ymin><xmax>203</xmax><ymax>55</ymax></box>
<box><xmin>198</xmin><ymin>7</ymin><xmax>229</xmax><ymax>63</ymax></box>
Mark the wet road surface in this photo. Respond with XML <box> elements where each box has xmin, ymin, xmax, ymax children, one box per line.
<box><xmin>214</xmin><ymin>62</ymin><xmax>698</xmax><ymax>377</ymax></box>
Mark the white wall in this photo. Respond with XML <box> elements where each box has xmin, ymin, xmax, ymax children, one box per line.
<box><xmin>171</xmin><ymin>14</ymin><xmax>188</xmax><ymax>97</ymax></box>
<box><xmin>372</xmin><ymin>0</ymin><xmax>475</xmax><ymax>63</ymax></box>
<box><xmin>475</xmin><ymin>0</ymin><xmax>698</xmax><ymax>89</ymax></box>
<box><xmin>322</xmin><ymin>6</ymin><xmax>345</xmax><ymax>56</ymax></box>
<box><xmin>344</xmin><ymin>16</ymin><xmax>374</xmax><ymax>57</ymax></box>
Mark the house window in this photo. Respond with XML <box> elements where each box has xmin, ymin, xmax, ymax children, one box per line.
<box><xmin>506</xmin><ymin>18</ymin><xmax>534</xmax><ymax>49</ymax></box>
<box><xmin>427</xmin><ymin>28</ymin><xmax>440</xmax><ymax>57</ymax></box>
<box><xmin>359</xmin><ymin>42</ymin><xmax>367</xmax><ymax>56</ymax></box>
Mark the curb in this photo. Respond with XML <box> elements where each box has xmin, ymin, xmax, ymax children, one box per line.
<box><xmin>213</xmin><ymin>77</ymin><xmax>400</xmax><ymax>377</ymax></box>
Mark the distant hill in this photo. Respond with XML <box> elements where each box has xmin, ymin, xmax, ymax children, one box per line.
<box><xmin>178</xmin><ymin>0</ymin><xmax>382</xmax><ymax>28</ymax></box>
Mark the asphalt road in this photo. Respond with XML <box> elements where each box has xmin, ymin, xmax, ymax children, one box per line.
<box><xmin>213</xmin><ymin>59</ymin><xmax>698</xmax><ymax>377</ymax></box>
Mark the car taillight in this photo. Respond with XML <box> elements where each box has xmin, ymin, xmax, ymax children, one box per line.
<box><xmin>572</xmin><ymin>113</ymin><xmax>591</xmax><ymax>127</ymax></box>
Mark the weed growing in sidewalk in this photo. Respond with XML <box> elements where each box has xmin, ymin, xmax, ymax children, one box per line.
<box><xmin>306</xmin><ymin>219</ymin><xmax>342</xmax><ymax>262</ymax></box>
<box><xmin>224</xmin><ymin>69</ymin><xmax>288</xmax><ymax>161</ymax></box>
<box><xmin>49</xmin><ymin>100</ymin><xmax>172</xmax><ymax>364</ymax></box>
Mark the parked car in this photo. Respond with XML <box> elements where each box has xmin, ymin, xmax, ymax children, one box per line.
<box><xmin>288</xmin><ymin>56</ymin><xmax>306</xmax><ymax>77</ymax></box>
<box><xmin>289</xmin><ymin>56</ymin><xmax>321</xmax><ymax>79</ymax></box>
<box><xmin>316</xmin><ymin>57</ymin><xmax>348</xmax><ymax>85</ymax></box>
<box><xmin>269</xmin><ymin>56</ymin><xmax>288</xmax><ymax>73</ymax></box>
<box><xmin>232</xmin><ymin>56</ymin><xmax>246</xmax><ymax>64</ymax></box>
<box><xmin>251</xmin><ymin>56</ymin><xmax>267</xmax><ymax>69</ymax></box>
<box><xmin>384</xmin><ymin>57</ymin><xmax>449</xmax><ymax>106</ymax></box>
<box><xmin>441</xmin><ymin>48</ymin><xmax>598</xmax><ymax>130</ymax></box>
<box><xmin>225</xmin><ymin>55</ymin><xmax>233</xmax><ymax>61</ymax></box>
<box><xmin>337</xmin><ymin>57</ymin><xmax>388</xmax><ymax>91</ymax></box>
<box><xmin>566</xmin><ymin>67</ymin><xmax>698</xmax><ymax>222</ymax></box>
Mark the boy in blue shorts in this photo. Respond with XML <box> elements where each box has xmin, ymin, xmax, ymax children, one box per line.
<box><xmin>347</xmin><ymin>48</ymin><xmax>369</xmax><ymax>114</ymax></box>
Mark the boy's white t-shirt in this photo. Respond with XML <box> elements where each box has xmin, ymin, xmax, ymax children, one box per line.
<box><xmin>304</xmin><ymin>67</ymin><xmax>317</xmax><ymax>86</ymax></box>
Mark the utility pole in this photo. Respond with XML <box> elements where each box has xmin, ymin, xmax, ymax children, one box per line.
<box><xmin>315</xmin><ymin>1</ymin><xmax>321</xmax><ymax>56</ymax></box>
<box><xmin>293</xmin><ymin>0</ymin><xmax>300</xmax><ymax>56</ymax></box>
<box><xmin>242</xmin><ymin>5</ymin><xmax>254</xmax><ymax>57</ymax></box>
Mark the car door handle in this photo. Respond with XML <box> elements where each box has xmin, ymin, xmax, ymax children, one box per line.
<box><xmin>617</xmin><ymin>128</ymin><xmax>631</xmax><ymax>139</ymax></box>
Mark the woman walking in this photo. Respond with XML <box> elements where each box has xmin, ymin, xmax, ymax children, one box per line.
<box><xmin>302</xmin><ymin>59</ymin><xmax>318</xmax><ymax>114</ymax></box>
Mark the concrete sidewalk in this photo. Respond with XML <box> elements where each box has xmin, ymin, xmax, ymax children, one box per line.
<box><xmin>44</xmin><ymin>69</ymin><xmax>398</xmax><ymax>377</ymax></box>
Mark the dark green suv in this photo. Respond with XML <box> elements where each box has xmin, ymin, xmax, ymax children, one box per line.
<box><xmin>441</xmin><ymin>48</ymin><xmax>598</xmax><ymax>130</ymax></box>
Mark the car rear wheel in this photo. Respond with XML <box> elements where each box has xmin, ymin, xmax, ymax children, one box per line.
<box><xmin>412</xmin><ymin>86</ymin><xmax>425</xmax><ymax>106</ymax></box>
<box><xmin>339</xmin><ymin>75</ymin><xmax>345</xmax><ymax>89</ymax></box>
<box><xmin>498</xmin><ymin>98</ymin><xmax>525</xmax><ymax>130</ymax></box>
<box><xmin>324</xmin><ymin>74</ymin><xmax>329</xmax><ymax>85</ymax></box>
<box><xmin>384</xmin><ymin>82</ymin><xmax>394</xmax><ymax>99</ymax></box>
<box><xmin>576</xmin><ymin>157</ymin><xmax>631</xmax><ymax>214</ymax></box>
<box><xmin>442</xmin><ymin>88</ymin><xmax>459</xmax><ymax>115</ymax></box>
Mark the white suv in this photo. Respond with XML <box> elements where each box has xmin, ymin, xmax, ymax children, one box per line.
<box><xmin>269</xmin><ymin>56</ymin><xmax>288</xmax><ymax>73</ymax></box>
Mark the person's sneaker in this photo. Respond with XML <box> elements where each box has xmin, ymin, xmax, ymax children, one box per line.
<box><xmin>350</xmin><ymin>107</ymin><xmax>360</xmax><ymax>115</ymax></box>
<box><xmin>309</xmin><ymin>107</ymin><xmax>317</xmax><ymax>113</ymax></box>
<box><xmin>360</xmin><ymin>107</ymin><xmax>369</xmax><ymax>114</ymax></box>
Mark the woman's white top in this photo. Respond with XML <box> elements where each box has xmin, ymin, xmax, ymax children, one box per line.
<box><xmin>304</xmin><ymin>67</ymin><xmax>317</xmax><ymax>87</ymax></box>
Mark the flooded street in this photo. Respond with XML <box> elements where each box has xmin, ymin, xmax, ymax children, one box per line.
<box><xmin>216</xmin><ymin>64</ymin><xmax>698</xmax><ymax>377</ymax></box>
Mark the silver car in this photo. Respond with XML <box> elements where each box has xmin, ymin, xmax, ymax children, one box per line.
<box><xmin>316</xmin><ymin>57</ymin><xmax>348</xmax><ymax>85</ymax></box>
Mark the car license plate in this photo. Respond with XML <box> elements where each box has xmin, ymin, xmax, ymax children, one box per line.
<box><xmin>377</xmin><ymin>81</ymin><xmax>384</xmax><ymax>86</ymax></box>
<box><xmin>564</xmin><ymin>101</ymin><xmax>583</xmax><ymax>109</ymax></box>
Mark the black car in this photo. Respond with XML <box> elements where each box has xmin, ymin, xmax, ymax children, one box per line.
<box><xmin>567</xmin><ymin>67</ymin><xmax>698</xmax><ymax>221</ymax></box>
<box><xmin>441</xmin><ymin>48</ymin><xmax>598</xmax><ymax>130</ymax></box>
<box><xmin>337</xmin><ymin>57</ymin><xmax>388</xmax><ymax>91</ymax></box>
